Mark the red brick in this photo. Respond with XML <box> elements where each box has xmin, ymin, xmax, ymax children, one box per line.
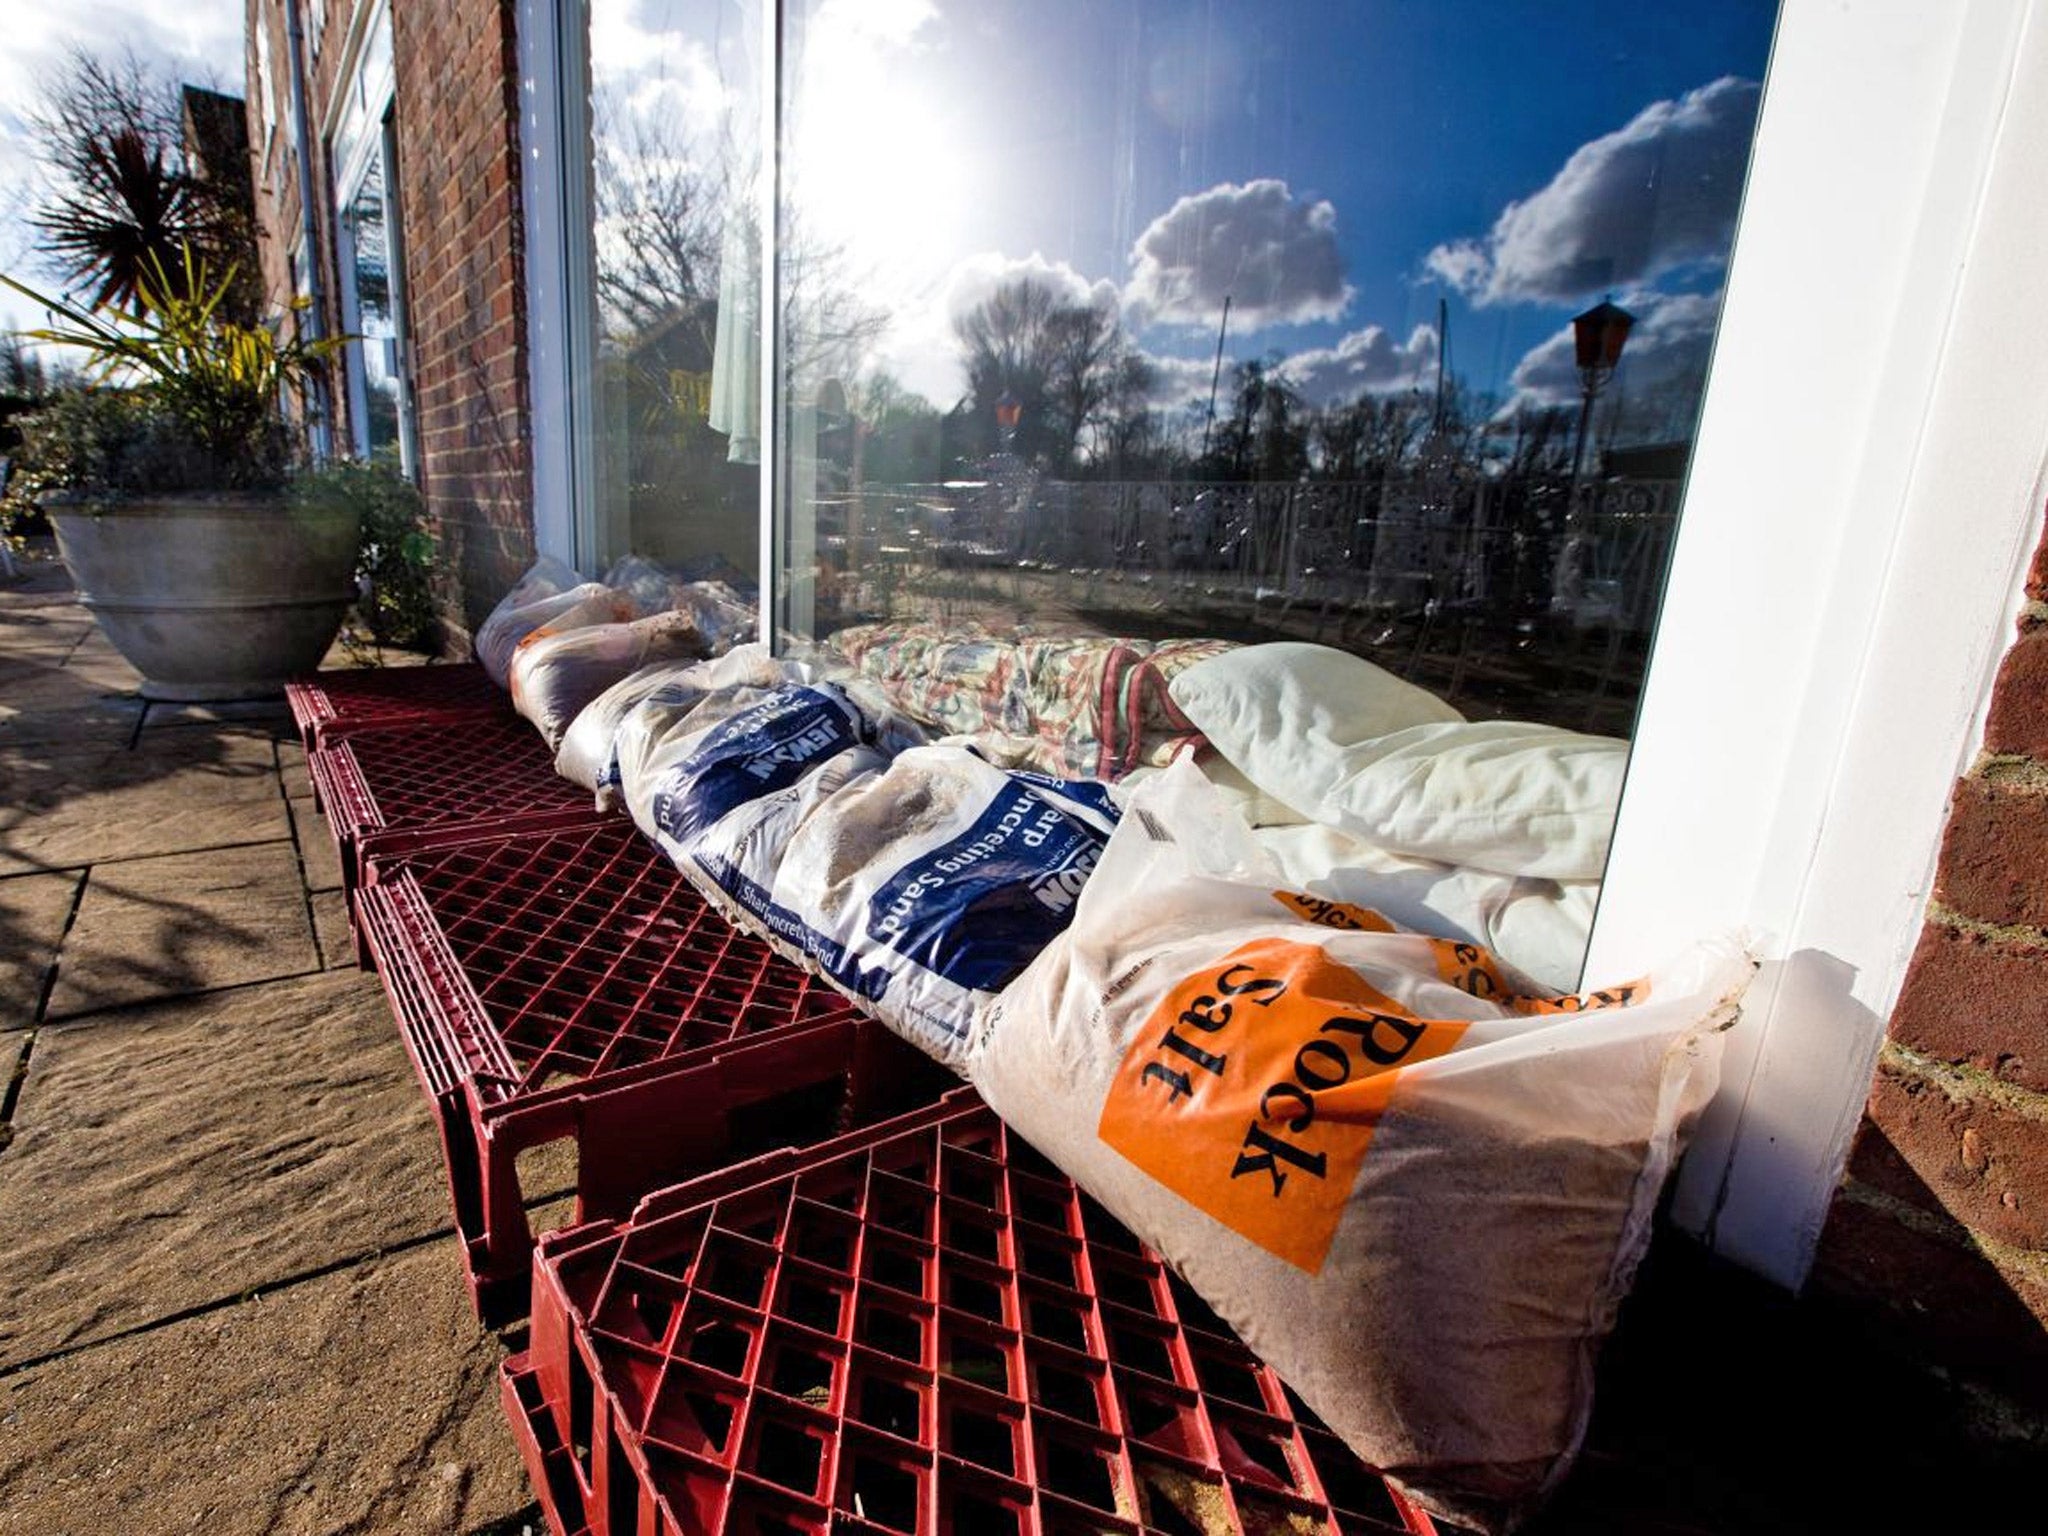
<box><xmin>1984</xmin><ymin>628</ymin><xmax>2048</xmax><ymax>756</ymax></box>
<box><xmin>1888</xmin><ymin>923</ymin><xmax>2048</xmax><ymax>1092</ymax></box>
<box><xmin>1858</xmin><ymin>1062</ymin><xmax>2048</xmax><ymax>1251</ymax></box>
<box><xmin>1812</xmin><ymin>1191</ymin><xmax>2048</xmax><ymax>1409</ymax></box>
<box><xmin>1933</xmin><ymin>777</ymin><xmax>2048</xmax><ymax>929</ymax></box>
<box><xmin>2028</xmin><ymin>511</ymin><xmax>2048</xmax><ymax>605</ymax></box>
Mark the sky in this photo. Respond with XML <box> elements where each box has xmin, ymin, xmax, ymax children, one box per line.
<box><xmin>766</xmin><ymin>0</ymin><xmax>1781</xmax><ymax>432</ymax></box>
<box><xmin>1</xmin><ymin>0</ymin><xmax>1782</xmax><ymax>446</ymax></box>
<box><xmin>0</xmin><ymin>0</ymin><xmax>245</xmax><ymax>335</ymax></box>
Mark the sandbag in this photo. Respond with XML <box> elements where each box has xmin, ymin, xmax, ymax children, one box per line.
<box><xmin>971</xmin><ymin>757</ymin><xmax>1750</xmax><ymax>1533</ymax></box>
<box><xmin>617</xmin><ymin>677</ymin><xmax>924</xmax><ymax>938</ymax></box>
<box><xmin>510</xmin><ymin>611</ymin><xmax>709</xmax><ymax>748</ymax></box>
<box><xmin>600</xmin><ymin>555</ymin><xmax>759</xmax><ymax>654</ymax></box>
<box><xmin>555</xmin><ymin>647</ymin><xmax>774</xmax><ymax>801</ymax></box>
<box><xmin>773</xmin><ymin>745</ymin><xmax>1121</xmax><ymax>1068</ymax></box>
<box><xmin>474</xmin><ymin>557</ymin><xmax>628</xmax><ymax>689</ymax></box>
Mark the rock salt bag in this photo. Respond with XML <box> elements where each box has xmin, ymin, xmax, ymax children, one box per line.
<box><xmin>972</xmin><ymin>757</ymin><xmax>1751</xmax><ymax>1534</ymax></box>
<box><xmin>475</xmin><ymin>557</ymin><xmax>629</xmax><ymax>689</ymax></box>
<box><xmin>773</xmin><ymin>745</ymin><xmax>1122</xmax><ymax>1069</ymax></box>
<box><xmin>510</xmin><ymin>611</ymin><xmax>710</xmax><ymax>749</ymax></box>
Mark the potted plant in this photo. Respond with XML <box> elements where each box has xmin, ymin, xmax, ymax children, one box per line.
<box><xmin>2</xmin><ymin>248</ymin><xmax>359</xmax><ymax>700</ymax></box>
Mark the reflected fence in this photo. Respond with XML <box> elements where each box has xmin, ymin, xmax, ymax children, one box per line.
<box><xmin>813</xmin><ymin>471</ymin><xmax>1682</xmax><ymax>637</ymax></box>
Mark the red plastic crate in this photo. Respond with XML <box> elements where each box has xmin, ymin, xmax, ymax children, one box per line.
<box><xmin>521</xmin><ymin>1094</ymin><xmax>1440</xmax><ymax>1536</ymax></box>
<box><xmin>286</xmin><ymin>662</ymin><xmax>511</xmax><ymax>752</ymax></box>
<box><xmin>356</xmin><ymin>817</ymin><xmax>953</xmax><ymax>1324</ymax></box>
<box><xmin>307</xmin><ymin>714</ymin><xmax>608</xmax><ymax>891</ymax></box>
<box><xmin>506</xmin><ymin>1352</ymin><xmax>599</xmax><ymax>1536</ymax></box>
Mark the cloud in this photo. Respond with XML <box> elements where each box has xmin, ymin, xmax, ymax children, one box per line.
<box><xmin>1427</xmin><ymin>77</ymin><xmax>1760</xmax><ymax>307</ymax></box>
<box><xmin>1130</xmin><ymin>349</ymin><xmax>1221</xmax><ymax>410</ymax></box>
<box><xmin>939</xmin><ymin>249</ymin><xmax>1119</xmax><ymax>327</ymax></box>
<box><xmin>811</xmin><ymin>0</ymin><xmax>938</xmax><ymax>51</ymax></box>
<box><xmin>1275</xmin><ymin>322</ymin><xmax>1438</xmax><ymax>406</ymax></box>
<box><xmin>1495</xmin><ymin>289</ymin><xmax>1723</xmax><ymax>425</ymax></box>
<box><xmin>1125</xmin><ymin>178</ymin><xmax>1350</xmax><ymax>328</ymax></box>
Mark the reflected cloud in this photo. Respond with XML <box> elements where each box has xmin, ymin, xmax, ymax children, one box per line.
<box><xmin>1125</xmin><ymin>178</ymin><xmax>1352</xmax><ymax>328</ymax></box>
<box><xmin>1276</xmin><ymin>322</ymin><xmax>1439</xmax><ymax>407</ymax></box>
<box><xmin>1428</xmin><ymin>77</ymin><xmax>1760</xmax><ymax>307</ymax></box>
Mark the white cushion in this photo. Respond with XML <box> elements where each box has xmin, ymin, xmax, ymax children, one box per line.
<box><xmin>1170</xmin><ymin>644</ymin><xmax>1625</xmax><ymax>880</ymax></box>
<box><xmin>1289</xmin><ymin>718</ymin><xmax>1627</xmax><ymax>879</ymax></box>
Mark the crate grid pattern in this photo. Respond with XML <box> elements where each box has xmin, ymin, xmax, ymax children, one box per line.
<box><xmin>312</xmin><ymin>714</ymin><xmax>595</xmax><ymax>837</ymax></box>
<box><xmin>529</xmin><ymin>1100</ymin><xmax>1435</xmax><ymax>1536</ymax></box>
<box><xmin>307</xmin><ymin>715</ymin><xmax>605</xmax><ymax>887</ymax></box>
<box><xmin>357</xmin><ymin>817</ymin><xmax>942</xmax><ymax>1326</ymax></box>
<box><xmin>391</xmin><ymin>820</ymin><xmax>866</xmax><ymax>1103</ymax></box>
<box><xmin>286</xmin><ymin>662</ymin><xmax>509</xmax><ymax>750</ymax></box>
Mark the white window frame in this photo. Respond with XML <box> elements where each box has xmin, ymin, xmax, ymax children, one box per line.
<box><xmin>518</xmin><ymin>0</ymin><xmax>601</xmax><ymax>572</ymax></box>
<box><xmin>1585</xmin><ymin>0</ymin><xmax>2048</xmax><ymax>1289</ymax></box>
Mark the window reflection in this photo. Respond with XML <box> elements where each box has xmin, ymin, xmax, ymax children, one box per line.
<box><xmin>587</xmin><ymin>0</ymin><xmax>762</xmax><ymax>578</ymax></box>
<box><xmin>340</xmin><ymin>145</ymin><xmax>401</xmax><ymax>458</ymax></box>
<box><xmin>775</xmin><ymin>0</ymin><xmax>1776</xmax><ymax>738</ymax></box>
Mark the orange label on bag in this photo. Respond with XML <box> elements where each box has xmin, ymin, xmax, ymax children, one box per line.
<box><xmin>1430</xmin><ymin>938</ymin><xmax>1650</xmax><ymax>1014</ymax></box>
<box><xmin>1096</xmin><ymin>939</ymin><xmax>1469</xmax><ymax>1274</ymax></box>
<box><xmin>1272</xmin><ymin>891</ymin><xmax>1397</xmax><ymax>933</ymax></box>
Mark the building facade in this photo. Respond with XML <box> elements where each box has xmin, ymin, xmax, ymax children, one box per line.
<box><xmin>249</xmin><ymin>0</ymin><xmax>2048</xmax><ymax>1423</ymax></box>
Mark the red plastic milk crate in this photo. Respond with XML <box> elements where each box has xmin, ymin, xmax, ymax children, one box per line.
<box><xmin>355</xmin><ymin>816</ymin><xmax>952</xmax><ymax>1325</ymax></box>
<box><xmin>307</xmin><ymin>713</ymin><xmax>610</xmax><ymax>891</ymax></box>
<box><xmin>511</xmin><ymin>1093</ymin><xmax>1440</xmax><ymax>1536</ymax></box>
<box><xmin>286</xmin><ymin>662</ymin><xmax>511</xmax><ymax>752</ymax></box>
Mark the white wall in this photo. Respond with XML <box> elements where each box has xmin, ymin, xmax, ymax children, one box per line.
<box><xmin>1587</xmin><ymin>0</ymin><xmax>2048</xmax><ymax>1288</ymax></box>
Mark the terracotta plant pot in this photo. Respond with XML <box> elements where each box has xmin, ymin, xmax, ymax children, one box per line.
<box><xmin>51</xmin><ymin>494</ymin><xmax>361</xmax><ymax>701</ymax></box>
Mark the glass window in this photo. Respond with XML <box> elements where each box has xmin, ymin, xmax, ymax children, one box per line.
<box><xmin>331</xmin><ymin>5</ymin><xmax>415</xmax><ymax>471</ymax></box>
<box><xmin>335</xmin><ymin>125</ymin><xmax>413</xmax><ymax>467</ymax></box>
<box><xmin>773</xmin><ymin>0</ymin><xmax>1776</xmax><ymax>750</ymax></box>
<box><xmin>582</xmin><ymin>0</ymin><xmax>764</xmax><ymax>579</ymax></box>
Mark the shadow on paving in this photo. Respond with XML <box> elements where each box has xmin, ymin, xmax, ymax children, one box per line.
<box><xmin>1523</xmin><ymin>1233</ymin><xmax>2048</xmax><ymax>1534</ymax></box>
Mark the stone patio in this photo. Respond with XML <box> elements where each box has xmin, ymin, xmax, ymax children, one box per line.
<box><xmin>0</xmin><ymin>545</ymin><xmax>543</xmax><ymax>1533</ymax></box>
<box><xmin>0</xmin><ymin>539</ymin><xmax>2041</xmax><ymax>1534</ymax></box>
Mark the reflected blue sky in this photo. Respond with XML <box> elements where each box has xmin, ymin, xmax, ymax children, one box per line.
<box><xmin>781</xmin><ymin>0</ymin><xmax>1778</xmax><ymax>430</ymax></box>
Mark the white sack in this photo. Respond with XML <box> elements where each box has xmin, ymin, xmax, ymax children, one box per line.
<box><xmin>971</xmin><ymin>757</ymin><xmax>1750</xmax><ymax>1533</ymax></box>
<box><xmin>510</xmin><ymin>612</ymin><xmax>709</xmax><ymax>748</ymax></box>
<box><xmin>475</xmin><ymin>557</ymin><xmax>630</xmax><ymax>689</ymax></box>
<box><xmin>618</xmin><ymin>677</ymin><xmax>924</xmax><ymax>936</ymax></box>
<box><xmin>555</xmin><ymin>647</ymin><xmax>780</xmax><ymax>801</ymax></box>
<box><xmin>774</xmin><ymin>746</ymin><xmax>1122</xmax><ymax>1069</ymax></box>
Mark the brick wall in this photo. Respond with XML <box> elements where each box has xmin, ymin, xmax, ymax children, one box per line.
<box><xmin>247</xmin><ymin>0</ymin><xmax>536</xmax><ymax>647</ymax></box>
<box><xmin>390</xmin><ymin>0</ymin><xmax>534</xmax><ymax>640</ymax></box>
<box><xmin>1812</xmin><ymin>506</ymin><xmax>2048</xmax><ymax>1415</ymax></box>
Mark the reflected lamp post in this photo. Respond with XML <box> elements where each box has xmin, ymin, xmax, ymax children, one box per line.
<box><xmin>1551</xmin><ymin>298</ymin><xmax>1634</xmax><ymax>614</ymax></box>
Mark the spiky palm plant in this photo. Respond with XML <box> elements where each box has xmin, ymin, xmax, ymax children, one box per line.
<box><xmin>33</xmin><ymin>126</ymin><xmax>209</xmax><ymax>316</ymax></box>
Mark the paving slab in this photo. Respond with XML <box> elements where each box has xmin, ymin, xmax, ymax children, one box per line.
<box><xmin>0</xmin><ymin>727</ymin><xmax>286</xmax><ymax>876</ymax></box>
<box><xmin>279</xmin><ymin>738</ymin><xmax>315</xmax><ymax>799</ymax></box>
<box><xmin>0</xmin><ymin>697</ymin><xmax>144</xmax><ymax>753</ymax></box>
<box><xmin>0</xmin><ymin>1242</ymin><xmax>531</xmax><ymax>1535</ymax></box>
<box><xmin>0</xmin><ymin>969</ymin><xmax>453</xmax><ymax>1366</ymax></box>
<box><xmin>310</xmin><ymin>889</ymin><xmax>356</xmax><ymax>971</ymax></box>
<box><xmin>0</xmin><ymin>654</ymin><xmax>135</xmax><ymax>716</ymax></box>
<box><xmin>44</xmin><ymin>842</ymin><xmax>321</xmax><ymax>1018</ymax></box>
<box><xmin>0</xmin><ymin>871</ymin><xmax>81</xmax><ymax>1029</ymax></box>
<box><xmin>288</xmin><ymin>794</ymin><xmax>345</xmax><ymax>894</ymax></box>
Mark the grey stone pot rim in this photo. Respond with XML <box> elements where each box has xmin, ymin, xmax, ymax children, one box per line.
<box><xmin>43</xmin><ymin>489</ymin><xmax>302</xmax><ymax>517</ymax></box>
